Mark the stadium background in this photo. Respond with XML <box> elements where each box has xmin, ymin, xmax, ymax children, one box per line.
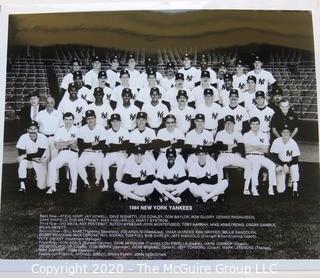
<box><xmin>0</xmin><ymin>10</ymin><xmax>319</xmax><ymax>259</ymax></box>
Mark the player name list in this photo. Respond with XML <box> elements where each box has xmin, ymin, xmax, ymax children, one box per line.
<box><xmin>38</xmin><ymin>209</ymin><xmax>276</xmax><ymax>259</ymax></box>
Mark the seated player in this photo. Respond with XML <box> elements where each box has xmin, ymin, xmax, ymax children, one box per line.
<box><xmin>244</xmin><ymin>117</ymin><xmax>277</xmax><ymax>196</ymax></box>
<box><xmin>270</xmin><ymin>125</ymin><xmax>301</xmax><ymax>197</ymax></box>
<box><xmin>187</xmin><ymin>146</ymin><xmax>228</xmax><ymax>203</ymax></box>
<box><xmin>46</xmin><ymin>112</ymin><xmax>79</xmax><ymax>194</ymax></box>
<box><xmin>16</xmin><ymin>120</ymin><xmax>48</xmax><ymax>192</ymax></box>
<box><xmin>77</xmin><ymin>110</ymin><xmax>105</xmax><ymax>189</ymax></box>
<box><xmin>101</xmin><ymin>113</ymin><xmax>130</xmax><ymax>191</ymax></box>
<box><xmin>215</xmin><ymin>115</ymin><xmax>252</xmax><ymax>195</ymax></box>
<box><xmin>114</xmin><ymin>145</ymin><xmax>155</xmax><ymax>201</ymax></box>
<box><xmin>153</xmin><ymin>148</ymin><xmax>189</xmax><ymax>204</ymax></box>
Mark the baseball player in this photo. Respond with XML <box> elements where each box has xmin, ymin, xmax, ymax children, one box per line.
<box><xmin>114</xmin><ymin>145</ymin><xmax>155</xmax><ymax>201</ymax></box>
<box><xmin>153</xmin><ymin>148</ymin><xmax>189</xmax><ymax>204</ymax></box>
<box><xmin>163</xmin><ymin>73</ymin><xmax>194</xmax><ymax>110</ymax></box>
<box><xmin>195</xmin><ymin>88</ymin><xmax>223</xmax><ymax>135</ymax></box>
<box><xmin>240</xmin><ymin>75</ymin><xmax>257</xmax><ymax>111</ymax></box>
<box><xmin>110</xmin><ymin>69</ymin><xmax>139</xmax><ymax>105</ymax></box>
<box><xmin>101</xmin><ymin>113</ymin><xmax>130</xmax><ymax>191</ymax></box>
<box><xmin>87</xmin><ymin>71</ymin><xmax>112</xmax><ymax>104</ymax></box>
<box><xmin>243</xmin><ymin>117</ymin><xmax>277</xmax><ymax>196</ymax></box>
<box><xmin>35</xmin><ymin>96</ymin><xmax>63</xmax><ymax>161</ymax></box>
<box><xmin>46</xmin><ymin>112</ymin><xmax>79</xmax><ymax>194</ymax></box>
<box><xmin>178</xmin><ymin>52</ymin><xmax>200</xmax><ymax>90</ymax></box>
<box><xmin>192</xmin><ymin>70</ymin><xmax>219</xmax><ymax>106</ymax></box>
<box><xmin>106</xmin><ymin>55</ymin><xmax>121</xmax><ymax>89</ymax></box>
<box><xmin>85</xmin><ymin>87</ymin><xmax>114</xmax><ymax>128</ymax></box>
<box><xmin>60</xmin><ymin>57</ymin><xmax>82</xmax><ymax>97</ymax></box>
<box><xmin>216</xmin><ymin>61</ymin><xmax>228</xmax><ymax>92</ymax></box>
<box><xmin>84</xmin><ymin>55</ymin><xmax>102</xmax><ymax>90</ymax></box>
<box><xmin>270</xmin><ymin>125</ymin><xmax>300</xmax><ymax>196</ymax></box>
<box><xmin>268</xmin><ymin>87</ymin><xmax>284</xmax><ymax>114</ymax></box>
<box><xmin>137</xmin><ymin>57</ymin><xmax>164</xmax><ymax>90</ymax></box>
<box><xmin>171</xmin><ymin>90</ymin><xmax>196</xmax><ymax>134</ymax></box>
<box><xmin>161</xmin><ymin>62</ymin><xmax>176</xmax><ymax>92</ymax></box>
<box><xmin>114</xmin><ymin>88</ymin><xmax>140</xmax><ymax>131</ymax></box>
<box><xmin>16</xmin><ymin>120</ymin><xmax>49</xmax><ymax>192</ymax></box>
<box><xmin>125</xmin><ymin>53</ymin><xmax>141</xmax><ymax>89</ymax></box>
<box><xmin>215</xmin><ymin>115</ymin><xmax>252</xmax><ymax>195</ymax></box>
<box><xmin>247</xmin><ymin>55</ymin><xmax>276</xmax><ymax>94</ymax></box>
<box><xmin>77</xmin><ymin>110</ymin><xmax>105</xmax><ymax>189</ymax></box>
<box><xmin>219</xmin><ymin>89</ymin><xmax>249</xmax><ymax>133</ymax></box>
<box><xmin>232</xmin><ymin>59</ymin><xmax>247</xmax><ymax>96</ymax></box>
<box><xmin>248</xmin><ymin>91</ymin><xmax>275</xmax><ymax>135</ymax></box>
<box><xmin>141</xmin><ymin>87</ymin><xmax>169</xmax><ymax>130</ymax></box>
<box><xmin>197</xmin><ymin>53</ymin><xmax>218</xmax><ymax>87</ymax></box>
<box><xmin>187</xmin><ymin>146</ymin><xmax>228</xmax><ymax>203</ymax></box>
<box><xmin>219</xmin><ymin>73</ymin><xmax>234</xmax><ymax>107</ymax></box>
<box><xmin>57</xmin><ymin>82</ymin><xmax>88</xmax><ymax>126</ymax></box>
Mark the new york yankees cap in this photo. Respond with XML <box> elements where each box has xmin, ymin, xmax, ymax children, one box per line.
<box><xmin>183</xmin><ymin>52</ymin><xmax>193</xmax><ymax>59</ymax></box>
<box><xmin>195</xmin><ymin>113</ymin><xmax>205</xmax><ymax>121</ymax></box>
<box><xmin>200</xmin><ymin>53</ymin><xmax>208</xmax><ymax>61</ymax></box>
<box><xmin>281</xmin><ymin>124</ymin><xmax>290</xmax><ymax>132</ymax></box>
<box><xmin>253</xmin><ymin>55</ymin><xmax>263</xmax><ymax>62</ymax></box>
<box><xmin>166</xmin><ymin>62</ymin><xmax>175</xmax><ymax>69</ymax></box>
<box><xmin>201</xmin><ymin>70</ymin><xmax>210</xmax><ymax>78</ymax></box>
<box><xmin>203</xmin><ymin>88</ymin><xmax>214</xmax><ymax>96</ymax></box>
<box><xmin>28</xmin><ymin>120</ymin><xmax>39</xmax><ymax>129</ymax></box>
<box><xmin>85</xmin><ymin>110</ymin><xmax>96</xmax><ymax>118</ymax></box>
<box><xmin>120</xmin><ymin>69</ymin><xmax>130</xmax><ymax>77</ymax></box>
<box><xmin>224</xmin><ymin>73</ymin><xmax>233</xmax><ymax>81</ymax></box>
<box><xmin>126</xmin><ymin>53</ymin><xmax>135</xmax><ymax>61</ymax></box>
<box><xmin>150</xmin><ymin>87</ymin><xmax>160</xmax><ymax>95</ymax></box>
<box><xmin>235</xmin><ymin>59</ymin><xmax>244</xmax><ymax>66</ymax></box>
<box><xmin>110</xmin><ymin>113</ymin><xmax>121</xmax><ymax>121</ymax></box>
<box><xmin>229</xmin><ymin>89</ymin><xmax>239</xmax><ymax>97</ymax></box>
<box><xmin>93</xmin><ymin>87</ymin><xmax>104</xmax><ymax>95</ymax></box>
<box><xmin>247</xmin><ymin>75</ymin><xmax>257</xmax><ymax>83</ymax></box>
<box><xmin>147</xmin><ymin>68</ymin><xmax>156</xmax><ymax>77</ymax></box>
<box><xmin>175</xmin><ymin>73</ymin><xmax>184</xmax><ymax>80</ymax></box>
<box><xmin>91</xmin><ymin>55</ymin><xmax>101</xmax><ymax>63</ymax></box>
<box><xmin>272</xmin><ymin>87</ymin><xmax>283</xmax><ymax>96</ymax></box>
<box><xmin>166</xmin><ymin>147</ymin><xmax>177</xmax><ymax>158</ymax></box>
<box><xmin>98</xmin><ymin>71</ymin><xmax>107</xmax><ymax>79</ymax></box>
<box><xmin>73</xmin><ymin>71</ymin><xmax>83</xmax><ymax>80</ymax></box>
<box><xmin>110</xmin><ymin>55</ymin><xmax>120</xmax><ymax>62</ymax></box>
<box><xmin>68</xmin><ymin>82</ymin><xmax>77</xmax><ymax>91</ymax></box>
<box><xmin>70</xmin><ymin>57</ymin><xmax>80</xmax><ymax>65</ymax></box>
<box><xmin>145</xmin><ymin>57</ymin><xmax>154</xmax><ymax>65</ymax></box>
<box><xmin>133</xmin><ymin>145</ymin><xmax>146</xmax><ymax>154</ymax></box>
<box><xmin>122</xmin><ymin>88</ymin><xmax>133</xmax><ymax>97</ymax></box>
<box><xmin>219</xmin><ymin>61</ymin><xmax>227</xmax><ymax>68</ymax></box>
<box><xmin>177</xmin><ymin>90</ymin><xmax>188</xmax><ymax>99</ymax></box>
<box><xmin>195</xmin><ymin>145</ymin><xmax>207</xmax><ymax>155</ymax></box>
<box><xmin>136</xmin><ymin>111</ymin><xmax>148</xmax><ymax>119</ymax></box>
<box><xmin>255</xmin><ymin>91</ymin><xmax>265</xmax><ymax>98</ymax></box>
<box><xmin>224</xmin><ymin>115</ymin><xmax>235</xmax><ymax>123</ymax></box>
<box><xmin>165</xmin><ymin>114</ymin><xmax>176</xmax><ymax>122</ymax></box>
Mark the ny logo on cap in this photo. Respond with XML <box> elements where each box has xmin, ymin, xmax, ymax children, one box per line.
<box><xmin>258</xmin><ymin>78</ymin><xmax>265</xmax><ymax>85</ymax></box>
<box><xmin>76</xmin><ymin>106</ymin><xmax>83</xmax><ymax>113</ymax></box>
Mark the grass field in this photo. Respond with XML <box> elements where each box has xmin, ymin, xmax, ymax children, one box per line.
<box><xmin>0</xmin><ymin>161</ymin><xmax>319</xmax><ymax>260</ymax></box>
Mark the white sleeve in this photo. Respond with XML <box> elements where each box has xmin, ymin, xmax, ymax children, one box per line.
<box><xmin>292</xmin><ymin>141</ymin><xmax>301</xmax><ymax>157</ymax></box>
<box><xmin>267</xmin><ymin>71</ymin><xmax>276</xmax><ymax>85</ymax></box>
<box><xmin>16</xmin><ymin>135</ymin><xmax>26</xmax><ymax>149</ymax></box>
<box><xmin>123</xmin><ymin>160</ymin><xmax>134</xmax><ymax>175</ymax></box>
<box><xmin>60</xmin><ymin>74</ymin><xmax>71</xmax><ymax>90</ymax></box>
<box><xmin>39</xmin><ymin>135</ymin><xmax>49</xmax><ymax>149</ymax></box>
<box><xmin>77</xmin><ymin>127</ymin><xmax>85</xmax><ymax>140</ymax></box>
<box><xmin>270</xmin><ymin>140</ymin><xmax>279</xmax><ymax>154</ymax></box>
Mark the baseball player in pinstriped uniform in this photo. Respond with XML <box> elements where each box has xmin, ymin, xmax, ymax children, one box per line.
<box><xmin>46</xmin><ymin>112</ymin><xmax>79</xmax><ymax>194</ymax></box>
<box><xmin>162</xmin><ymin>62</ymin><xmax>176</xmax><ymax>92</ymax></box>
<box><xmin>219</xmin><ymin>73</ymin><xmax>234</xmax><ymax>107</ymax></box>
<box><xmin>232</xmin><ymin>59</ymin><xmax>247</xmax><ymax>96</ymax></box>
<box><xmin>60</xmin><ymin>57</ymin><xmax>82</xmax><ymax>97</ymax></box>
<box><xmin>87</xmin><ymin>71</ymin><xmax>112</xmax><ymax>104</ymax></box>
<box><xmin>241</xmin><ymin>75</ymin><xmax>257</xmax><ymax>111</ymax></box>
<box><xmin>125</xmin><ymin>53</ymin><xmax>141</xmax><ymax>89</ymax></box>
<box><xmin>84</xmin><ymin>55</ymin><xmax>102</xmax><ymax>90</ymax></box>
<box><xmin>106</xmin><ymin>55</ymin><xmax>121</xmax><ymax>90</ymax></box>
<box><xmin>178</xmin><ymin>52</ymin><xmax>200</xmax><ymax>90</ymax></box>
<box><xmin>197</xmin><ymin>53</ymin><xmax>218</xmax><ymax>87</ymax></box>
<box><xmin>216</xmin><ymin>61</ymin><xmax>228</xmax><ymax>92</ymax></box>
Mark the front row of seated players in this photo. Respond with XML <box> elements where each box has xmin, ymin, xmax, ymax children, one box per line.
<box><xmin>16</xmin><ymin>110</ymin><xmax>301</xmax><ymax>199</ymax></box>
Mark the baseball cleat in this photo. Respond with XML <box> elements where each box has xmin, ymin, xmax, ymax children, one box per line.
<box><xmin>69</xmin><ymin>188</ymin><xmax>77</xmax><ymax>194</ymax></box>
<box><xmin>292</xmin><ymin>191</ymin><xmax>300</xmax><ymax>198</ymax></box>
<box><xmin>252</xmin><ymin>190</ymin><xmax>259</xmax><ymax>197</ymax></box>
<box><xmin>201</xmin><ymin>197</ymin><xmax>208</xmax><ymax>203</ymax></box>
<box><xmin>243</xmin><ymin>189</ymin><xmax>251</xmax><ymax>195</ymax></box>
<box><xmin>46</xmin><ymin>188</ymin><xmax>55</xmax><ymax>194</ymax></box>
<box><xmin>268</xmin><ymin>188</ymin><xmax>275</xmax><ymax>196</ymax></box>
<box><xmin>101</xmin><ymin>186</ymin><xmax>109</xmax><ymax>192</ymax></box>
<box><xmin>18</xmin><ymin>187</ymin><xmax>26</xmax><ymax>193</ymax></box>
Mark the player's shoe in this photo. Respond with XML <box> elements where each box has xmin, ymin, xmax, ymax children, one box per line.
<box><xmin>18</xmin><ymin>187</ymin><xmax>26</xmax><ymax>193</ymax></box>
<box><xmin>101</xmin><ymin>186</ymin><xmax>109</xmax><ymax>192</ymax></box>
<box><xmin>252</xmin><ymin>190</ymin><xmax>259</xmax><ymax>197</ymax></box>
<box><xmin>268</xmin><ymin>187</ymin><xmax>275</xmax><ymax>196</ymax></box>
<box><xmin>212</xmin><ymin>196</ymin><xmax>218</xmax><ymax>202</ymax></box>
<box><xmin>292</xmin><ymin>191</ymin><xmax>300</xmax><ymax>198</ymax></box>
<box><xmin>46</xmin><ymin>188</ymin><xmax>56</xmax><ymax>194</ymax></box>
<box><xmin>69</xmin><ymin>187</ymin><xmax>77</xmax><ymax>194</ymax></box>
<box><xmin>243</xmin><ymin>189</ymin><xmax>251</xmax><ymax>195</ymax></box>
<box><xmin>217</xmin><ymin>194</ymin><xmax>225</xmax><ymax>203</ymax></box>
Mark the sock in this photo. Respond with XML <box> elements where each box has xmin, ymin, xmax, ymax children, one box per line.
<box><xmin>293</xmin><ymin>182</ymin><xmax>298</xmax><ymax>191</ymax></box>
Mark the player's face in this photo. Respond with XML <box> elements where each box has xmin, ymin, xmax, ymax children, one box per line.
<box><xmin>177</xmin><ymin>96</ymin><xmax>187</xmax><ymax>107</ymax></box>
<box><xmin>68</xmin><ymin>88</ymin><xmax>78</xmax><ymax>99</ymax></box>
<box><xmin>273</xmin><ymin>94</ymin><xmax>282</xmax><ymax>103</ymax></box>
<box><xmin>197</xmin><ymin>152</ymin><xmax>207</xmax><ymax>164</ymax></box>
<box><xmin>111</xmin><ymin>60</ymin><xmax>120</xmax><ymax>70</ymax></box>
<box><xmin>195</xmin><ymin>119</ymin><xmax>204</xmax><ymax>130</ymax></box>
<box><xmin>219</xmin><ymin>66</ymin><xmax>227</xmax><ymax>74</ymax></box>
<box><xmin>280</xmin><ymin>102</ymin><xmax>290</xmax><ymax>115</ymax></box>
<box><xmin>134</xmin><ymin>153</ymin><xmax>144</xmax><ymax>164</ymax></box>
<box><xmin>94</xmin><ymin>93</ymin><xmax>104</xmax><ymax>103</ymax></box>
<box><xmin>183</xmin><ymin>58</ymin><xmax>191</xmax><ymax>68</ymax></box>
<box><xmin>256</xmin><ymin>96</ymin><xmax>265</xmax><ymax>106</ymax></box>
<box><xmin>147</xmin><ymin>75</ymin><xmax>157</xmax><ymax>87</ymax></box>
<box><xmin>151</xmin><ymin>92</ymin><xmax>160</xmax><ymax>103</ymax></box>
<box><xmin>120</xmin><ymin>74</ymin><xmax>130</xmax><ymax>86</ymax></box>
<box><xmin>250</xmin><ymin>121</ymin><xmax>260</xmax><ymax>132</ymax></box>
<box><xmin>122</xmin><ymin>93</ymin><xmax>132</xmax><ymax>105</ymax></box>
<box><xmin>98</xmin><ymin>77</ymin><xmax>107</xmax><ymax>87</ymax></box>
<box><xmin>236</xmin><ymin>65</ymin><xmax>244</xmax><ymax>74</ymax></box>
<box><xmin>247</xmin><ymin>80</ymin><xmax>256</xmax><ymax>90</ymax></box>
<box><xmin>281</xmin><ymin>129</ymin><xmax>291</xmax><ymax>139</ymax></box>
<box><xmin>200</xmin><ymin>59</ymin><xmax>208</xmax><ymax>69</ymax></box>
<box><xmin>254</xmin><ymin>61</ymin><xmax>262</xmax><ymax>70</ymax></box>
<box><xmin>127</xmin><ymin>58</ymin><xmax>136</xmax><ymax>69</ymax></box>
<box><xmin>166</xmin><ymin>67</ymin><xmax>174</xmax><ymax>76</ymax></box>
<box><xmin>111</xmin><ymin>120</ymin><xmax>121</xmax><ymax>131</ymax></box>
<box><xmin>201</xmin><ymin>77</ymin><xmax>210</xmax><ymax>85</ymax></box>
<box><xmin>30</xmin><ymin>96</ymin><xmax>39</xmax><ymax>107</ymax></box>
<box><xmin>225</xmin><ymin>121</ymin><xmax>234</xmax><ymax>132</ymax></box>
<box><xmin>72</xmin><ymin>62</ymin><xmax>80</xmax><ymax>71</ymax></box>
<box><xmin>136</xmin><ymin>118</ymin><xmax>147</xmax><ymax>130</ymax></box>
<box><xmin>175</xmin><ymin>79</ymin><xmax>184</xmax><ymax>87</ymax></box>
<box><xmin>229</xmin><ymin>94</ymin><xmax>238</xmax><ymax>105</ymax></box>
<box><xmin>63</xmin><ymin>116</ymin><xmax>74</xmax><ymax>128</ymax></box>
<box><xmin>165</xmin><ymin>118</ymin><xmax>176</xmax><ymax>131</ymax></box>
<box><xmin>86</xmin><ymin>116</ymin><xmax>96</xmax><ymax>127</ymax></box>
<box><xmin>28</xmin><ymin>126</ymin><xmax>38</xmax><ymax>140</ymax></box>
<box><xmin>92</xmin><ymin>61</ymin><xmax>101</xmax><ymax>71</ymax></box>
<box><xmin>225</xmin><ymin>79</ymin><xmax>232</xmax><ymax>88</ymax></box>
<box><xmin>204</xmin><ymin>94</ymin><xmax>214</xmax><ymax>104</ymax></box>
<box><xmin>46</xmin><ymin>98</ymin><xmax>55</xmax><ymax>111</ymax></box>
<box><xmin>73</xmin><ymin>78</ymin><xmax>83</xmax><ymax>88</ymax></box>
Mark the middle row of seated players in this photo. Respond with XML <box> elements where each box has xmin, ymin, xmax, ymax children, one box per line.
<box><xmin>43</xmin><ymin>108</ymin><xmax>300</xmax><ymax>199</ymax></box>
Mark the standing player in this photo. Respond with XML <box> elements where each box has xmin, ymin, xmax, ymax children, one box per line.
<box><xmin>35</xmin><ymin>97</ymin><xmax>63</xmax><ymax>161</ymax></box>
<box><xmin>240</xmin><ymin>75</ymin><xmax>257</xmax><ymax>111</ymax></box>
<box><xmin>216</xmin><ymin>61</ymin><xmax>228</xmax><ymax>92</ymax></box>
<box><xmin>87</xmin><ymin>71</ymin><xmax>112</xmax><ymax>104</ymax></box>
<box><xmin>219</xmin><ymin>73</ymin><xmax>234</xmax><ymax>107</ymax></box>
<box><xmin>244</xmin><ymin>117</ymin><xmax>277</xmax><ymax>196</ymax></box>
<box><xmin>153</xmin><ymin>148</ymin><xmax>189</xmax><ymax>204</ymax></box>
<box><xmin>16</xmin><ymin>121</ymin><xmax>48</xmax><ymax>192</ymax></box>
<box><xmin>125</xmin><ymin>53</ymin><xmax>141</xmax><ymax>89</ymax></box>
<box><xmin>170</xmin><ymin>90</ymin><xmax>196</xmax><ymax>134</ymax></box>
<box><xmin>101</xmin><ymin>113</ymin><xmax>130</xmax><ymax>191</ymax></box>
<box><xmin>178</xmin><ymin>52</ymin><xmax>200</xmax><ymax>90</ymax></box>
<box><xmin>270</xmin><ymin>125</ymin><xmax>300</xmax><ymax>196</ymax></box>
<box><xmin>137</xmin><ymin>57</ymin><xmax>164</xmax><ymax>90</ymax></box>
<box><xmin>215</xmin><ymin>115</ymin><xmax>252</xmax><ymax>195</ymax></box>
<box><xmin>106</xmin><ymin>55</ymin><xmax>121</xmax><ymax>89</ymax></box>
<box><xmin>232</xmin><ymin>60</ymin><xmax>247</xmax><ymax>96</ymax></box>
<box><xmin>192</xmin><ymin>70</ymin><xmax>219</xmax><ymax>106</ymax></box>
<box><xmin>188</xmin><ymin>146</ymin><xmax>228</xmax><ymax>203</ymax></box>
<box><xmin>247</xmin><ymin>55</ymin><xmax>276</xmax><ymax>94</ymax></box>
<box><xmin>77</xmin><ymin>110</ymin><xmax>105</xmax><ymax>188</ymax></box>
<box><xmin>114</xmin><ymin>145</ymin><xmax>155</xmax><ymax>201</ymax></box>
<box><xmin>268</xmin><ymin>87</ymin><xmax>284</xmax><ymax>113</ymax></box>
<box><xmin>58</xmin><ymin>82</ymin><xmax>88</xmax><ymax>126</ymax></box>
<box><xmin>161</xmin><ymin>62</ymin><xmax>176</xmax><ymax>92</ymax></box>
<box><xmin>141</xmin><ymin>87</ymin><xmax>169</xmax><ymax>130</ymax></box>
<box><xmin>84</xmin><ymin>55</ymin><xmax>102</xmax><ymax>90</ymax></box>
<box><xmin>85</xmin><ymin>87</ymin><xmax>114</xmax><ymax>128</ymax></box>
<box><xmin>197</xmin><ymin>53</ymin><xmax>218</xmax><ymax>87</ymax></box>
<box><xmin>59</xmin><ymin>57</ymin><xmax>82</xmax><ymax>98</ymax></box>
<box><xmin>46</xmin><ymin>112</ymin><xmax>79</xmax><ymax>194</ymax></box>
<box><xmin>114</xmin><ymin>88</ymin><xmax>140</xmax><ymax>131</ymax></box>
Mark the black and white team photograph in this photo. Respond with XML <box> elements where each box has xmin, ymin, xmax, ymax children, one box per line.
<box><xmin>0</xmin><ymin>7</ymin><xmax>319</xmax><ymax>262</ymax></box>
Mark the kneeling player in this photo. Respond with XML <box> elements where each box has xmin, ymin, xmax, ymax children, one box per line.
<box><xmin>153</xmin><ymin>148</ymin><xmax>189</xmax><ymax>204</ymax></box>
<box><xmin>188</xmin><ymin>146</ymin><xmax>228</xmax><ymax>203</ymax></box>
<box><xmin>114</xmin><ymin>146</ymin><xmax>155</xmax><ymax>201</ymax></box>
<box><xmin>270</xmin><ymin>125</ymin><xmax>300</xmax><ymax>196</ymax></box>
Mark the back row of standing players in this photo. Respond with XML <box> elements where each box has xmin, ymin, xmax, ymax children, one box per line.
<box><xmin>18</xmin><ymin>52</ymin><xmax>301</xmax><ymax>200</ymax></box>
